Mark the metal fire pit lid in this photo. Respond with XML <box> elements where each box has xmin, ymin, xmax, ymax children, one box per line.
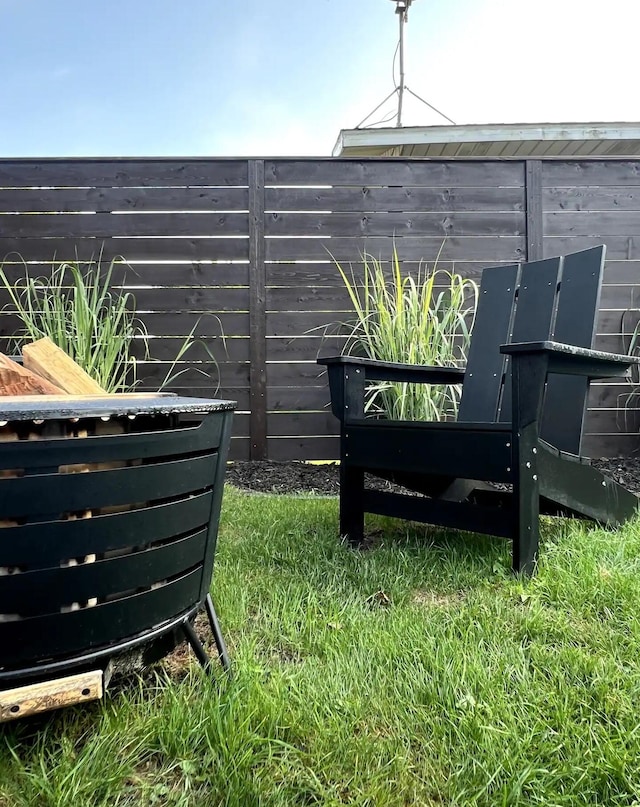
<box><xmin>0</xmin><ymin>393</ymin><xmax>237</xmax><ymax>421</ymax></box>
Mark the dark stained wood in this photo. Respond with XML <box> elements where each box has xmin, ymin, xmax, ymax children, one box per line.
<box><xmin>266</xmin><ymin>185</ymin><xmax>525</xmax><ymax>213</ymax></box>
<box><xmin>0</xmin><ymin>186</ymin><xmax>249</xmax><ymax>213</ymax></box>
<box><xmin>584</xmin><ymin>408</ymin><xmax>640</xmax><ymax>433</ymax></box>
<box><xmin>228</xmin><ymin>437</ymin><xmax>250</xmax><ymax>461</ymax></box>
<box><xmin>583</xmin><ymin>433</ymin><xmax>640</xmax><ymax>458</ymax></box>
<box><xmin>249</xmin><ymin>159</ymin><xmax>267</xmax><ymax>460</ymax></box>
<box><xmin>268</xmin><ymin>362</ymin><xmax>326</xmax><ymax>386</ymax></box>
<box><xmin>543</xmin><ymin>186</ymin><xmax>640</xmax><ymax>212</ymax></box>
<box><xmin>266</xmin><ymin>311</ymin><xmax>353</xmax><ymax>337</ymax></box>
<box><xmin>588</xmin><ymin>382</ymin><xmax>638</xmax><ymax>409</ymax></box>
<box><xmin>266</xmin><ymin>335</ymin><xmax>347</xmax><ymax>361</ymax></box>
<box><xmin>266</xmin><ymin>160</ymin><xmax>526</xmax><ymax>187</ymax></box>
<box><xmin>1</xmin><ymin>212</ymin><xmax>248</xmax><ymax>238</ymax></box>
<box><xmin>136</xmin><ymin>359</ymin><xmax>249</xmax><ymax>389</ymax></box>
<box><xmin>603</xmin><ymin>261</ymin><xmax>640</xmax><ymax>284</ymax></box>
<box><xmin>264</xmin><ymin>211</ymin><xmax>524</xmax><ymax>237</ymax></box>
<box><xmin>545</xmin><ymin>236</ymin><xmax>640</xmax><ymax>261</ymax></box>
<box><xmin>266</xmin><ymin>286</ymin><xmax>352</xmax><ymax>312</ymax></box>
<box><xmin>267</xmin><ymin>435</ymin><xmax>340</xmax><ymax>462</ymax></box>
<box><xmin>1</xmin><ymin>157</ymin><xmax>640</xmax><ymax>460</ymax></box>
<box><xmin>0</xmin><ymin>261</ymin><xmax>250</xmax><ymax>289</ymax></box>
<box><xmin>267</xmin><ymin>260</ymin><xmax>495</xmax><ymax>287</ymax></box>
<box><xmin>267</xmin><ymin>386</ymin><xmax>330</xmax><ymax>411</ymax></box>
<box><xmin>126</xmin><ymin>287</ymin><xmax>249</xmax><ymax>313</ymax></box>
<box><xmin>541</xmin><ymin>161</ymin><xmax>640</xmax><ymax>187</ymax></box>
<box><xmin>0</xmin><ymin>159</ymin><xmax>249</xmax><ymax>188</ymax></box>
<box><xmin>267</xmin><ymin>411</ymin><xmax>339</xmax><ymax>436</ymax></box>
<box><xmin>130</xmin><ymin>336</ymin><xmax>249</xmax><ymax>363</ymax></box>
<box><xmin>545</xmin><ymin>211</ymin><xmax>640</xmax><ymax>237</ymax></box>
<box><xmin>265</xmin><ymin>236</ymin><xmax>526</xmax><ymax>262</ymax></box>
<box><xmin>525</xmin><ymin>160</ymin><xmax>543</xmax><ymax>260</ymax></box>
<box><xmin>0</xmin><ymin>237</ymin><xmax>249</xmax><ymax>262</ymax></box>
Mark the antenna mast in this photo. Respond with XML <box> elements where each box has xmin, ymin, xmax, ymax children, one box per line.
<box><xmin>395</xmin><ymin>0</ymin><xmax>410</xmax><ymax>127</ymax></box>
<box><xmin>356</xmin><ymin>0</ymin><xmax>455</xmax><ymax>129</ymax></box>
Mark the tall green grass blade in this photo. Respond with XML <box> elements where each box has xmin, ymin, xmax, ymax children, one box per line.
<box><xmin>331</xmin><ymin>243</ymin><xmax>478</xmax><ymax>421</ymax></box>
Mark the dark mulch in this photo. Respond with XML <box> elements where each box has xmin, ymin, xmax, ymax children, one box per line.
<box><xmin>226</xmin><ymin>457</ymin><xmax>640</xmax><ymax>497</ymax></box>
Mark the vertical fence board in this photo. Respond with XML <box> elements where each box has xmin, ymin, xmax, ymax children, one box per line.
<box><xmin>525</xmin><ymin>160</ymin><xmax>543</xmax><ymax>261</ymax></box>
<box><xmin>248</xmin><ymin>160</ymin><xmax>267</xmax><ymax>460</ymax></box>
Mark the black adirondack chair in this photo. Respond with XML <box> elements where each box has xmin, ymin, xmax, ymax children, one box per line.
<box><xmin>318</xmin><ymin>246</ymin><xmax>640</xmax><ymax>575</ymax></box>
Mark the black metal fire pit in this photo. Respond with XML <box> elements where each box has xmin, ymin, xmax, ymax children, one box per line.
<box><xmin>0</xmin><ymin>393</ymin><xmax>235</xmax><ymax>719</ymax></box>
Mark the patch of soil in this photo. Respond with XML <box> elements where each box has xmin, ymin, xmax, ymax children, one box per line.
<box><xmin>226</xmin><ymin>458</ymin><xmax>640</xmax><ymax>497</ymax></box>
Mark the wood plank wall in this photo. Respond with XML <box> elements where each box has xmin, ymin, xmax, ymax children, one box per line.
<box><xmin>0</xmin><ymin>157</ymin><xmax>637</xmax><ymax>459</ymax></box>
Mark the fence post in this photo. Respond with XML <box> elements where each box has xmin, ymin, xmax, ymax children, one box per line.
<box><xmin>248</xmin><ymin>159</ymin><xmax>267</xmax><ymax>460</ymax></box>
<box><xmin>525</xmin><ymin>159</ymin><xmax>543</xmax><ymax>261</ymax></box>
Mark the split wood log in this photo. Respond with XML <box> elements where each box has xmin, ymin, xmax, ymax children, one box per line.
<box><xmin>0</xmin><ymin>670</ymin><xmax>103</xmax><ymax>722</ymax></box>
<box><xmin>0</xmin><ymin>354</ymin><xmax>63</xmax><ymax>396</ymax></box>
<box><xmin>22</xmin><ymin>337</ymin><xmax>106</xmax><ymax>394</ymax></box>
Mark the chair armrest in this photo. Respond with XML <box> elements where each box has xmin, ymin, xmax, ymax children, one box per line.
<box><xmin>318</xmin><ymin>355</ymin><xmax>465</xmax><ymax>422</ymax></box>
<box><xmin>500</xmin><ymin>340</ymin><xmax>640</xmax><ymax>379</ymax></box>
<box><xmin>317</xmin><ymin>355</ymin><xmax>465</xmax><ymax>385</ymax></box>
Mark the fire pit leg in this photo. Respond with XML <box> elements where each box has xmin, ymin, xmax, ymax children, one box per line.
<box><xmin>205</xmin><ymin>594</ymin><xmax>231</xmax><ymax>674</ymax></box>
<box><xmin>182</xmin><ymin>596</ymin><xmax>231</xmax><ymax>675</ymax></box>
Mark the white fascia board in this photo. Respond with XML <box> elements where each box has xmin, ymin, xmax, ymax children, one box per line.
<box><xmin>333</xmin><ymin>122</ymin><xmax>640</xmax><ymax>156</ymax></box>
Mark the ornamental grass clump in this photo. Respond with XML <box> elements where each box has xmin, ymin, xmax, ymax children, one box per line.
<box><xmin>334</xmin><ymin>245</ymin><xmax>478</xmax><ymax>421</ymax></box>
<box><xmin>0</xmin><ymin>253</ymin><xmax>145</xmax><ymax>392</ymax></box>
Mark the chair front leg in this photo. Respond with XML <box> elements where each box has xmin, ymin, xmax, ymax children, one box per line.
<box><xmin>339</xmin><ymin>447</ymin><xmax>365</xmax><ymax>546</ymax></box>
<box><xmin>510</xmin><ymin>353</ymin><xmax>548</xmax><ymax>574</ymax></box>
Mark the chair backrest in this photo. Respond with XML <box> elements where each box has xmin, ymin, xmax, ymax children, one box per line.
<box><xmin>456</xmin><ymin>246</ymin><xmax>604</xmax><ymax>455</ymax></box>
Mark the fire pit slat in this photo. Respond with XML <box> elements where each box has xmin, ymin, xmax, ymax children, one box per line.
<box><xmin>0</xmin><ymin>529</ymin><xmax>208</xmax><ymax>614</ymax></box>
<box><xmin>0</xmin><ymin>568</ymin><xmax>202</xmax><ymax>666</ymax></box>
<box><xmin>0</xmin><ymin>492</ymin><xmax>212</xmax><ymax>569</ymax></box>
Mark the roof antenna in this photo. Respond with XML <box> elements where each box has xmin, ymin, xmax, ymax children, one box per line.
<box><xmin>356</xmin><ymin>0</ymin><xmax>456</xmax><ymax>129</ymax></box>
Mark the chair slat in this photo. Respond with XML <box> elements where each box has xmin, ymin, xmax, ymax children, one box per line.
<box><xmin>541</xmin><ymin>246</ymin><xmax>605</xmax><ymax>454</ymax></box>
<box><xmin>499</xmin><ymin>257</ymin><xmax>562</xmax><ymax>422</ymax></box>
<box><xmin>457</xmin><ymin>264</ymin><xmax>519</xmax><ymax>423</ymax></box>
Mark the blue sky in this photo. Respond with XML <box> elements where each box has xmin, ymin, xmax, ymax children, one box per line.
<box><xmin>1</xmin><ymin>0</ymin><xmax>638</xmax><ymax>157</ymax></box>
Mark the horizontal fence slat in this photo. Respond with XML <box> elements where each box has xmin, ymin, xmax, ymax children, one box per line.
<box><xmin>545</xmin><ymin>211</ymin><xmax>640</xmax><ymax>237</ymax></box>
<box><xmin>267</xmin><ymin>411</ymin><xmax>339</xmax><ymax>437</ymax></box>
<box><xmin>136</xmin><ymin>360</ymin><xmax>249</xmax><ymax>388</ymax></box>
<box><xmin>0</xmin><ymin>237</ymin><xmax>250</xmax><ymax>262</ymax></box>
<box><xmin>266</xmin><ymin>160</ymin><xmax>526</xmax><ymax>187</ymax></box>
<box><xmin>265</xmin><ymin>211</ymin><xmax>525</xmax><ymax>238</ymax></box>
<box><xmin>541</xmin><ymin>161</ymin><xmax>640</xmax><ymax>187</ymax></box>
<box><xmin>544</xmin><ymin>236</ymin><xmax>640</xmax><ymax>261</ymax></box>
<box><xmin>266</xmin><ymin>286</ymin><xmax>351</xmax><ymax>312</ymax></box>
<box><xmin>266</xmin><ymin>335</ymin><xmax>347</xmax><ymax>361</ymax></box>
<box><xmin>266</xmin><ymin>435</ymin><xmax>340</xmax><ymax>462</ymax></box>
<box><xmin>265</xmin><ymin>185</ymin><xmax>525</xmax><ymax>212</ymax></box>
<box><xmin>543</xmin><ymin>187</ymin><xmax>640</xmax><ymax>212</ymax></box>
<box><xmin>583</xmin><ymin>433</ymin><xmax>640</xmax><ymax>458</ymax></box>
<box><xmin>129</xmin><ymin>287</ymin><xmax>248</xmax><ymax>313</ymax></box>
<box><xmin>0</xmin><ymin>159</ymin><xmax>249</xmax><ymax>188</ymax></box>
<box><xmin>266</xmin><ymin>261</ymin><xmax>498</xmax><ymax>287</ymax></box>
<box><xmin>0</xmin><ymin>261</ymin><xmax>250</xmax><ymax>288</ymax></box>
<box><xmin>268</xmin><ymin>387</ymin><xmax>331</xmax><ymax>411</ymax></box>
<box><xmin>131</xmin><ymin>336</ymin><xmax>249</xmax><ymax>363</ymax></box>
<box><xmin>1</xmin><ymin>212</ymin><xmax>249</xmax><ymax>238</ymax></box>
<box><xmin>265</xmin><ymin>236</ymin><xmax>526</xmax><ymax>262</ymax></box>
<box><xmin>0</xmin><ymin>186</ymin><xmax>249</xmax><ymax>213</ymax></box>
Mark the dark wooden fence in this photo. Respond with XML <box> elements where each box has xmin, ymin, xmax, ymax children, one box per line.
<box><xmin>0</xmin><ymin>157</ymin><xmax>639</xmax><ymax>459</ymax></box>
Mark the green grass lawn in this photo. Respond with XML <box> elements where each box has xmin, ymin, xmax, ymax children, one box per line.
<box><xmin>2</xmin><ymin>486</ymin><xmax>640</xmax><ymax>806</ymax></box>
